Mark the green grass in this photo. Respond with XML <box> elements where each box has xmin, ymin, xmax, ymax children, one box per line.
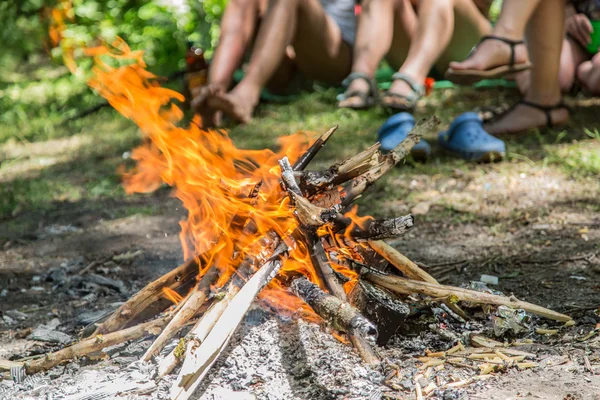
<box><xmin>1</xmin><ymin>61</ymin><xmax>600</xmax><ymax>225</ymax></box>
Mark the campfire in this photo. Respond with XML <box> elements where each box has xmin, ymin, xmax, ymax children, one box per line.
<box><xmin>10</xmin><ymin>40</ymin><xmax>572</xmax><ymax>399</ymax></box>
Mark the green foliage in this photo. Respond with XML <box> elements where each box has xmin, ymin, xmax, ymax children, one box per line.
<box><xmin>1</xmin><ymin>0</ymin><xmax>224</xmax><ymax>77</ymax></box>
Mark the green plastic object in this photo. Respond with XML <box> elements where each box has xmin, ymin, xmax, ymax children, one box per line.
<box><xmin>588</xmin><ymin>20</ymin><xmax>600</xmax><ymax>54</ymax></box>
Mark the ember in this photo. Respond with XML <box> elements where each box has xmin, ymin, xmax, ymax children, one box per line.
<box><xmin>11</xmin><ymin>37</ymin><xmax>572</xmax><ymax>400</ymax></box>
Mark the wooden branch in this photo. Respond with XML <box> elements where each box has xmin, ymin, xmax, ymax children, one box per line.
<box><xmin>368</xmin><ymin>240</ymin><xmax>467</xmax><ymax>319</ymax></box>
<box><xmin>91</xmin><ymin>258</ymin><xmax>199</xmax><ymax>336</ymax></box>
<box><xmin>156</xmin><ymin>282</ymin><xmax>240</xmax><ymax>378</ymax></box>
<box><xmin>342</xmin><ymin>116</ymin><xmax>440</xmax><ymax>207</ymax></box>
<box><xmin>291</xmin><ymin>277</ymin><xmax>376</xmax><ymax>338</ymax></box>
<box><xmin>307</xmin><ymin>234</ymin><xmax>379</xmax><ymax>364</ymax></box>
<box><xmin>364</xmin><ymin>272</ymin><xmax>572</xmax><ymax>322</ymax></box>
<box><xmin>171</xmin><ymin>252</ymin><xmax>287</xmax><ymax>400</ymax></box>
<box><xmin>339</xmin><ymin>214</ymin><xmax>414</xmax><ymax>241</ymax></box>
<box><xmin>292</xmin><ymin>126</ymin><xmax>338</xmax><ymax>171</ymax></box>
<box><xmin>142</xmin><ymin>266</ymin><xmax>219</xmax><ymax>361</ymax></box>
<box><xmin>24</xmin><ymin>316</ymin><xmax>170</xmax><ymax>374</ymax></box>
<box><xmin>308</xmin><ymin>234</ymin><xmax>347</xmax><ymax>299</ymax></box>
<box><xmin>297</xmin><ymin>143</ymin><xmax>381</xmax><ymax>195</ymax></box>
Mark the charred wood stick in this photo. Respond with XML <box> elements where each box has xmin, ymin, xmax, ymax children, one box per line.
<box><xmin>91</xmin><ymin>258</ymin><xmax>199</xmax><ymax>336</ymax></box>
<box><xmin>342</xmin><ymin>116</ymin><xmax>440</xmax><ymax>207</ymax></box>
<box><xmin>334</xmin><ymin>214</ymin><xmax>414</xmax><ymax>241</ymax></box>
<box><xmin>364</xmin><ymin>272</ymin><xmax>572</xmax><ymax>322</ymax></box>
<box><xmin>368</xmin><ymin>240</ymin><xmax>467</xmax><ymax>319</ymax></box>
<box><xmin>171</xmin><ymin>247</ymin><xmax>288</xmax><ymax>400</ymax></box>
<box><xmin>280</xmin><ymin>155</ymin><xmax>379</xmax><ymax>364</ymax></box>
<box><xmin>291</xmin><ymin>190</ymin><xmax>413</xmax><ymax>241</ymax></box>
<box><xmin>308</xmin><ymin>233</ymin><xmax>347</xmax><ymax>299</ymax></box>
<box><xmin>292</xmin><ymin>125</ymin><xmax>338</xmax><ymax>171</ymax></box>
<box><xmin>308</xmin><ymin>234</ymin><xmax>379</xmax><ymax>364</ymax></box>
<box><xmin>297</xmin><ymin>143</ymin><xmax>381</xmax><ymax>195</ymax></box>
<box><xmin>156</xmin><ymin>283</ymin><xmax>239</xmax><ymax>379</ymax></box>
<box><xmin>157</xmin><ymin>233</ymin><xmax>281</xmax><ymax>378</ymax></box>
<box><xmin>24</xmin><ymin>316</ymin><xmax>170</xmax><ymax>374</ymax></box>
<box><xmin>142</xmin><ymin>265</ymin><xmax>219</xmax><ymax>361</ymax></box>
<box><xmin>291</xmin><ymin>277</ymin><xmax>376</xmax><ymax>338</ymax></box>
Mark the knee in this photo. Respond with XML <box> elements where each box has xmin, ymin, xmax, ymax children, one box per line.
<box><xmin>577</xmin><ymin>59</ymin><xmax>600</xmax><ymax>95</ymax></box>
<box><xmin>559</xmin><ymin>70</ymin><xmax>575</xmax><ymax>93</ymax></box>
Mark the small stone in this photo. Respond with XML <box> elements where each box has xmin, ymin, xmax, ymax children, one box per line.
<box><xmin>30</xmin><ymin>327</ymin><xmax>72</xmax><ymax>344</ymax></box>
<box><xmin>30</xmin><ymin>286</ymin><xmax>45</xmax><ymax>292</ymax></box>
<box><xmin>5</xmin><ymin>310</ymin><xmax>28</xmax><ymax>321</ymax></box>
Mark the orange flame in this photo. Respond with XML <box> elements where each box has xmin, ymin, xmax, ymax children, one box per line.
<box><xmin>63</xmin><ymin>34</ymin><xmax>377</xmax><ymax>319</ymax></box>
<box><xmin>162</xmin><ymin>287</ymin><xmax>184</xmax><ymax>305</ymax></box>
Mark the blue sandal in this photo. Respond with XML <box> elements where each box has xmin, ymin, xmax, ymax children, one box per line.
<box><xmin>378</xmin><ymin>112</ymin><xmax>431</xmax><ymax>161</ymax></box>
<box><xmin>438</xmin><ymin>112</ymin><xmax>506</xmax><ymax>162</ymax></box>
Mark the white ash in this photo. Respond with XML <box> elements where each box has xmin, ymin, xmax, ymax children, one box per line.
<box><xmin>2</xmin><ymin>307</ymin><xmax>386</xmax><ymax>400</ymax></box>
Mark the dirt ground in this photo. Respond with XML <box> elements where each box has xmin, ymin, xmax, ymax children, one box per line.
<box><xmin>1</xmin><ymin>129</ymin><xmax>599</xmax><ymax>399</ymax></box>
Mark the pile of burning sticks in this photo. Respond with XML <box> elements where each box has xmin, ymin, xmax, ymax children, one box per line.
<box><xmin>12</xmin><ymin>119</ymin><xmax>571</xmax><ymax>400</ymax></box>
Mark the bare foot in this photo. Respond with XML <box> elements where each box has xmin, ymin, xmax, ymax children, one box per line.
<box><xmin>191</xmin><ymin>84</ymin><xmax>226</xmax><ymax>127</ymax></box>
<box><xmin>484</xmin><ymin>103</ymin><xmax>569</xmax><ymax>136</ymax></box>
<box><xmin>338</xmin><ymin>78</ymin><xmax>372</xmax><ymax>109</ymax></box>
<box><xmin>207</xmin><ymin>88</ymin><xmax>258</xmax><ymax>124</ymax></box>
<box><xmin>448</xmin><ymin>37</ymin><xmax>529</xmax><ymax>73</ymax></box>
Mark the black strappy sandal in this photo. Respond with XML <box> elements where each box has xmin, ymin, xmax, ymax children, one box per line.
<box><xmin>380</xmin><ymin>72</ymin><xmax>425</xmax><ymax>112</ymax></box>
<box><xmin>337</xmin><ymin>72</ymin><xmax>378</xmax><ymax>110</ymax></box>
<box><xmin>445</xmin><ymin>35</ymin><xmax>532</xmax><ymax>85</ymax></box>
<box><xmin>485</xmin><ymin>99</ymin><xmax>570</xmax><ymax>134</ymax></box>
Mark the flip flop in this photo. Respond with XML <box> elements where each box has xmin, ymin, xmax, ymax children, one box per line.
<box><xmin>380</xmin><ymin>72</ymin><xmax>425</xmax><ymax>112</ymax></box>
<box><xmin>337</xmin><ymin>72</ymin><xmax>378</xmax><ymax>110</ymax></box>
<box><xmin>438</xmin><ymin>112</ymin><xmax>506</xmax><ymax>162</ymax></box>
<box><xmin>378</xmin><ymin>112</ymin><xmax>431</xmax><ymax>161</ymax></box>
<box><xmin>445</xmin><ymin>35</ymin><xmax>532</xmax><ymax>86</ymax></box>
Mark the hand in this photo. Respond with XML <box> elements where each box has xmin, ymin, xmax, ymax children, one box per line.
<box><xmin>566</xmin><ymin>13</ymin><xmax>594</xmax><ymax>48</ymax></box>
<box><xmin>190</xmin><ymin>84</ymin><xmax>225</xmax><ymax>113</ymax></box>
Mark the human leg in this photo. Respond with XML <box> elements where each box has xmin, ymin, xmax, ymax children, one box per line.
<box><xmin>209</xmin><ymin>0</ymin><xmax>352</xmax><ymax>123</ymax></box>
<box><xmin>383</xmin><ymin>0</ymin><xmax>490</xmax><ymax>109</ymax></box>
<box><xmin>484</xmin><ymin>0</ymin><xmax>568</xmax><ymax>135</ymax></box>
<box><xmin>338</xmin><ymin>0</ymin><xmax>413</xmax><ymax>109</ymax></box>
<box><xmin>447</xmin><ymin>0</ymin><xmax>539</xmax><ymax>76</ymax></box>
<box><xmin>576</xmin><ymin>51</ymin><xmax>600</xmax><ymax>94</ymax></box>
<box><xmin>191</xmin><ymin>0</ymin><xmax>265</xmax><ymax>124</ymax></box>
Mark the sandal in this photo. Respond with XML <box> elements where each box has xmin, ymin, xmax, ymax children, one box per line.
<box><xmin>380</xmin><ymin>72</ymin><xmax>425</xmax><ymax>112</ymax></box>
<box><xmin>483</xmin><ymin>99</ymin><xmax>570</xmax><ymax>136</ymax></box>
<box><xmin>337</xmin><ymin>72</ymin><xmax>378</xmax><ymax>109</ymax></box>
<box><xmin>445</xmin><ymin>35</ymin><xmax>532</xmax><ymax>85</ymax></box>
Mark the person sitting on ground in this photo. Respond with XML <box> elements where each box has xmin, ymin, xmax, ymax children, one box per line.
<box><xmin>559</xmin><ymin>0</ymin><xmax>600</xmax><ymax>94</ymax></box>
<box><xmin>446</xmin><ymin>0</ymin><xmax>570</xmax><ymax>135</ymax></box>
<box><xmin>192</xmin><ymin>0</ymin><xmax>356</xmax><ymax>126</ymax></box>
<box><xmin>338</xmin><ymin>0</ymin><xmax>493</xmax><ymax>112</ymax></box>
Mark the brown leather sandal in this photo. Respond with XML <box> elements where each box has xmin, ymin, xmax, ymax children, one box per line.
<box><xmin>445</xmin><ymin>35</ymin><xmax>532</xmax><ymax>85</ymax></box>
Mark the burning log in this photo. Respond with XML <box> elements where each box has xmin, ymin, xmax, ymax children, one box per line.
<box><xmin>141</xmin><ymin>265</ymin><xmax>219</xmax><ymax>361</ymax></box>
<box><xmin>335</xmin><ymin>214</ymin><xmax>414</xmax><ymax>241</ymax></box>
<box><xmin>348</xmin><ymin>280</ymin><xmax>412</xmax><ymax>345</ymax></box>
<box><xmin>291</xmin><ymin>277</ymin><xmax>377</xmax><ymax>338</ymax></box>
<box><xmin>364</xmin><ymin>271</ymin><xmax>572</xmax><ymax>322</ymax></box>
<box><xmin>171</xmin><ymin>247</ymin><xmax>288</xmax><ymax>400</ymax></box>
<box><xmin>297</xmin><ymin>143</ymin><xmax>382</xmax><ymax>195</ymax></box>
<box><xmin>91</xmin><ymin>258</ymin><xmax>199</xmax><ymax>336</ymax></box>
<box><xmin>156</xmin><ymin>283</ymin><xmax>239</xmax><ymax>378</ymax></box>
